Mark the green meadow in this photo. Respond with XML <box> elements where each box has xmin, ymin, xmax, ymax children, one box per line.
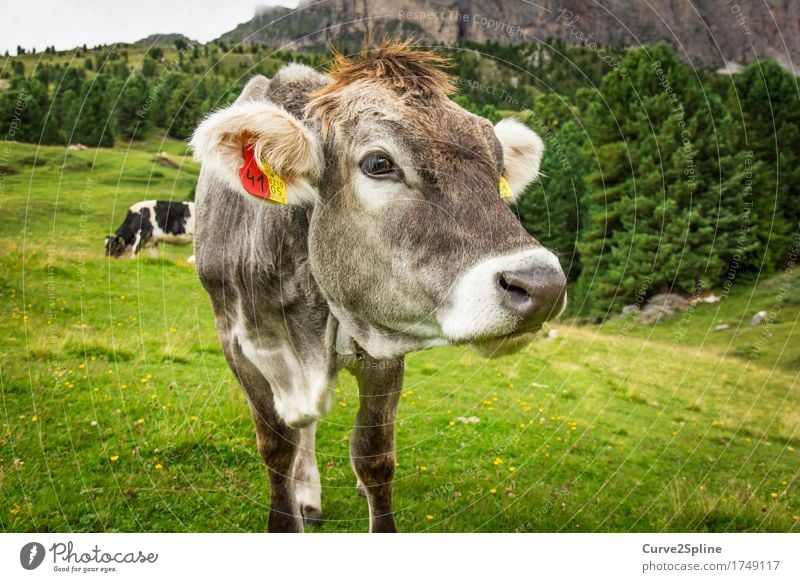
<box><xmin>0</xmin><ymin>140</ymin><xmax>797</xmax><ymax>532</ymax></box>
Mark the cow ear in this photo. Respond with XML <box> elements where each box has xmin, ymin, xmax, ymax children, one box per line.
<box><xmin>494</xmin><ymin>118</ymin><xmax>545</xmax><ymax>203</ymax></box>
<box><xmin>190</xmin><ymin>100</ymin><xmax>323</xmax><ymax>206</ymax></box>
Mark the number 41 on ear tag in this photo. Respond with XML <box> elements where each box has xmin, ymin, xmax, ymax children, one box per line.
<box><xmin>239</xmin><ymin>146</ymin><xmax>288</xmax><ymax>205</ymax></box>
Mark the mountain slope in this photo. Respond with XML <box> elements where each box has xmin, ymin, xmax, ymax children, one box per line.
<box><xmin>218</xmin><ymin>0</ymin><xmax>800</xmax><ymax>70</ymax></box>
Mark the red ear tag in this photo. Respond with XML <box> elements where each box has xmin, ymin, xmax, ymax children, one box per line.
<box><xmin>240</xmin><ymin>146</ymin><xmax>272</xmax><ymax>200</ymax></box>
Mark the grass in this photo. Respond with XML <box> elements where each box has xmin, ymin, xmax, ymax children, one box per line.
<box><xmin>0</xmin><ymin>141</ymin><xmax>798</xmax><ymax>533</ymax></box>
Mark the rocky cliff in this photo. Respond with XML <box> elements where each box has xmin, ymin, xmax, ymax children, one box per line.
<box><xmin>218</xmin><ymin>0</ymin><xmax>799</xmax><ymax>70</ymax></box>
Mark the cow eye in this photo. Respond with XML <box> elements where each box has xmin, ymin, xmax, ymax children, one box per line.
<box><xmin>360</xmin><ymin>153</ymin><xmax>402</xmax><ymax>180</ymax></box>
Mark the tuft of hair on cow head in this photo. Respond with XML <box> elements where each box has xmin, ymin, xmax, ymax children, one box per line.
<box><xmin>304</xmin><ymin>38</ymin><xmax>545</xmax><ymax>203</ymax></box>
<box><xmin>190</xmin><ymin>87</ymin><xmax>323</xmax><ymax>206</ymax></box>
<box><xmin>312</xmin><ymin>37</ymin><xmax>455</xmax><ymax>97</ymax></box>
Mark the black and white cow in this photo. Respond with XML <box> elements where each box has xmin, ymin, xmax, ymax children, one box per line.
<box><xmin>105</xmin><ymin>200</ymin><xmax>195</xmax><ymax>259</ymax></box>
<box><xmin>190</xmin><ymin>43</ymin><xmax>566</xmax><ymax>532</ymax></box>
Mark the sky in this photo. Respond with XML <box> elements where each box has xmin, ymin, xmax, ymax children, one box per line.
<box><xmin>0</xmin><ymin>0</ymin><xmax>300</xmax><ymax>54</ymax></box>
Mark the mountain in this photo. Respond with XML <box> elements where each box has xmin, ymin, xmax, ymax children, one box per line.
<box><xmin>218</xmin><ymin>0</ymin><xmax>799</xmax><ymax>71</ymax></box>
<box><xmin>134</xmin><ymin>33</ymin><xmax>198</xmax><ymax>47</ymax></box>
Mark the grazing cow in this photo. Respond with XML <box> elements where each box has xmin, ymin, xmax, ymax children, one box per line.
<box><xmin>105</xmin><ymin>200</ymin><xmax>195</xmax><ymax>258</ymax></box>
<box><xmin>190</xmin><ymin>41</ymin><xmax>566</xmax><ymax>532</ymax></box>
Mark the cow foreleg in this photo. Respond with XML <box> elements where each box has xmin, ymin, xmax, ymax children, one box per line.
<box><xmin>226</xmin><ymin>339</ymin><xmax>303</xmax><ymax>533</ymax></box>
<box><xmin>293</xmin><ymin>422</ymin><xmax>323</xmax><ymax>527</ymax></box>
<box><xmin>252</xmin><ymin>408</ymin><xmax>303</xmax><ymax>533</ymax></box>
<box><xmin>349</xmin><ymin>356</ymin><xmax>404</xmax><ymax>533</ymax></box>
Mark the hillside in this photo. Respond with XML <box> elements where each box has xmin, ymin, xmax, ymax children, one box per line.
<box><xmin>0</xmin><ymin>140</ymin><xmax>797</xmax><ymax>532</ymax></box>
<box><xmin>133</xmin><ymin>33</ymin><xmax>198</xmax><ymax>47</ymax></box>
<box><xmin>219</xmin><ymin>0</ymin><xmax>800</xmax><ymax>70</ymax></box>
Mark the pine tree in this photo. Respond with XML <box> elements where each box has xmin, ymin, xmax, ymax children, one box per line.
<box><xmin>167</xmin><ymin>77</ymin><xmax>203</xmax><ymax>139</ymax></box>
<box><xmin>729</xmin><ymin>60</ymin><xmax>800</xmax><ymax>270</ymax></box>
<box><xmin>71</xmin><ymin>74</ymin><xmax>115</xmax><ymax>147</ymax></box>
<box><xmin>114</xmin><ymin>74</ymin><xmax>149</xmax><ymax>140</ymax></box>
<box><xmin>575</xmin><ymin>45</ymin><xmax>717</xmax><ymax>314</ymax></box>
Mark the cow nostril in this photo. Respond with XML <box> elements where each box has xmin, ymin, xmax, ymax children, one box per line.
<box><xmin>498</xmin><ymin>273</ymin><xmax>532</xmax><ymax>306</ymax></box>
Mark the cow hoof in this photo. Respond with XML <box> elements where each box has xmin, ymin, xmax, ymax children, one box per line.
<box><xmin>301</xmin><ymin>505</ymin><xmax>323</xmax><ymax>528</ymax></box>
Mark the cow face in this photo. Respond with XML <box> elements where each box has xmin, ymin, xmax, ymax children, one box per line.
<box><xmin>105</xmin><ymin>234</ymin><xmax>128</xmax><ymax>258</ymax></box>
<box><xmin>191</xmin><ymin>46</ymin><xmax>566</xmax><ymax>359</ymax></box>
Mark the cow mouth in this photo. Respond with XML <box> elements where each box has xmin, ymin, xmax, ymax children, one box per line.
<box><xmin>469</xmin><ymin>327</ymin><xmax>542</xmax><ymax>358</ymax></box>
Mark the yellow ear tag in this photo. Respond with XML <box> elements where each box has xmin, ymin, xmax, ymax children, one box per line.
<box><xmin>239</xmin><ymin>146</ymin><xmax>288</xmax><ymax>205</ymax></box>
<box><xmin>499</xmin><ymin>176</ymin><xmax>514</xmax><ymax>200</ymax></box>
<box><xmin>255</xmin><ymin>158</ymin><xmax>288</xmax><ymax>205</ymax></box>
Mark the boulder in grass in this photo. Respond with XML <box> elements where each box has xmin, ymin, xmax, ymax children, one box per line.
<box><xmin>751</xmin><ymin>310</ymin><xmax>768</xmax><ymax>326</ymax></box>
<box><xmin>621</xmin><ymin>304</ymin><xmax>640</xmax><ymax>315</ymax></box>
<box><xmin>638</xmin><ymin>293</ymin><xmax>690</xmax><ymax>324</ymax></box>
<box><xmin>154</xmin><ymin>151</ymin><xmax>180</xmax><ymax>169</ymax></box>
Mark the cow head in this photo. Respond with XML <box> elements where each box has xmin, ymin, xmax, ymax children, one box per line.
<box><xmin>104</xmin><ymin>234</ymin><xmax>128</xmax><ymax>258</ymax></box>
<box><xmin>192</xmin><ymin>41</ymin><xmax>566</xmax><ymax>359</ymax></box>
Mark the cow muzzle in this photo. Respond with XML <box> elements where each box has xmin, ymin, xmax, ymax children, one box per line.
<box><xmin>437</xmin><ymin>247</ymin><xmax>566</xmax><ymax>355</ymax></box>
<box><xmin>496</xmin><ymin>266</ymin><xmax>566</xmax><ymax>332</ymax></box>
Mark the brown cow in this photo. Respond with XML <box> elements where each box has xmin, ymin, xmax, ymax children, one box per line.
<box><xmin>190</xmin><ymin>41</ymin><xmax>566</xmax><ymax>532</ymax></box>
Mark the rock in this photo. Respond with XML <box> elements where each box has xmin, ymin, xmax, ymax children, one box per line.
<box><xmin>621</xmin><ymin>304</ymin><xmax>640</xmax><ymax>315</ymax></box>
<box><xmin>154</xmin><ymin>151</ymin><xmax>180</xmax><ymax>169</ymax></box>
<box><xmin>638</xmin><ymin>293</ymin><xmax>690</xmax><ymax>324</ymax></box>
<box><xmin>543</xmin><ymin>328</ymin><xmax>560</xmax><ymax>342</ymax></box>
<box><xmin>690</xmin><ymin>293</ymin><xmax>722</xmax><ymax>305</ymax></box>
<box><xmin>67</xmin><ymin>143</ymin><xmax>88</xmax><ymax>150</ymax></box>
<box><xmin>713</xmin><ymin>324</ymin><xmax>731</xmax><ymax>332</ymax></box>
<box><xmin>751</xmin><ymin>310</ymin><xmax>768</xmax><ymax>326</ymax></box>
<box><xmin>649</xmin><ymin>293</ymin><xmax>690</xmax><ymax>311</ymax></box>
<box><xmin>186</xmin><ymin>255</ymin><xmax>196</xmax><ymax>264</ymax></box>
<box><xmin>455</xmin><ymin>416</ymin><xmax>480</xmax><ymax>425</ymax></box>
